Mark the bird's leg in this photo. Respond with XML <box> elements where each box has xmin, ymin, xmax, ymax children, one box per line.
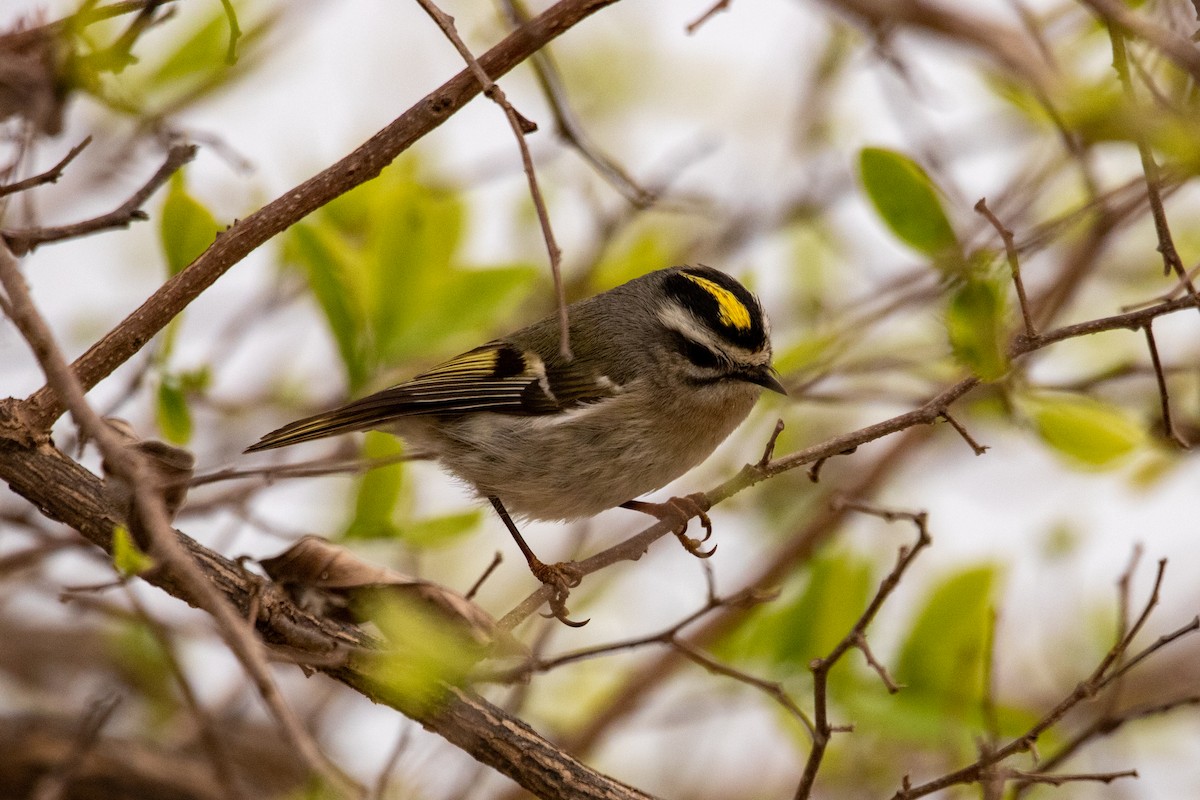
<box><xmin>487</xmin><ymin>496</ymin><xmax>587</xmax><ymax>627</ymax></box>
<box><xmin>622</xmin><ymin>493</ymin><xmax>716</xmax><ymax>558</ymax></box>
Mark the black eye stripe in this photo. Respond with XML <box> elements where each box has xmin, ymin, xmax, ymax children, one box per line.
<box><xmin>671</xmin><ymin>333</ymin><xmax>723</xmax><ymax>370</ymax></box>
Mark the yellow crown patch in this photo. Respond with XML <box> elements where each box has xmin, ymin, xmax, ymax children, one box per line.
<box><xmin>682</xmin><ymin>273</ymin><xmax>752</xmax><ymax>331</ymax></box>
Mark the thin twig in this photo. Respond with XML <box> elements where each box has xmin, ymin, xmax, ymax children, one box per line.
<box><xmin>671</xmin><ymin>637</ymin><xmax>815</xmax><ymax>735</ymax></box>
<box><xmin>891</xmin><ymin>558</ymin><xmax>1199</xmax><ymax>799</ymax></box>
<box><xmin>941</xmin><ymin>410</ymin><xmax>988</xmax><ymax>455</ymax></box>
<box><xmin>412</xmin><ymin>0</ymin><xmax>572</xmax><ymax>359</ymax></box>
<box><xmin>124</xmin><ymin>585</ymin><xmax>248</xmax><ymax>800</ymax></box>
<box><xmin>1106</xmin><ymin>22</ymin><xmax>1198</xmax><ymax>307</ymax></box>
<box><xmin>495</xmin><ymin>0</ymin><xmax>656</xmax><ymax>207</ymax></box>
<box><xmin>0</xmin><ymin>137</ymin><xmax>92</xmax><ymax>198</ymax></box>
<box><xmin>974</xmin><ymin>197</ymin><xmax>1035</xmax><ymax>339</ymax></box>
<box><xmin>1142</xmin><ymin>323</ymin><xmax>1190</xmax><ymax>448</ymax></box>
<box><xmin>465</xmin><ymin>552</ymin><xmax>504</xmax><ymax>601</ymax></box>
<box><xmin>758</xmin><ymin>419</ymin><xmax>786</xmax><ymax>467</ymax></box>
<box><xmin>29</xmin><ymin>694</ymin><xmax>122</xmax><ymax>800</ymax></box>
<box><xmin>370</xmin><ymin>724</ymin><xmax>413</xmax><ymax>800</ymax></box>
<box><xmin>1079</xmin><ymin>0</ymin><xmax>1200</xmax><ymax>83</ymax></box>
<box><xmin>1014</xmin><ymin>694</ymin><xmax>1200</xmax><ymax>795</ymax></box>
<box><xmin>685</xmin><ymin>0</ymin><xmax>733</xmax><ymax>34</ymax></box>
<box><xmin>1</xmin><ymin>143</ymin><xmax>196</xmax><ymax>255</ymax></box>
<box><xmin>794</xmin><ymin>503</ymin><xmax>931</xmax><ymax>800</ymax></box>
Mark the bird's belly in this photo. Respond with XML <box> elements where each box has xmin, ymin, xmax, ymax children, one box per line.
<box><xmin>399</xmin><ymin>386</ymin><xmax>758</xmax><ymax>521</ymax></box>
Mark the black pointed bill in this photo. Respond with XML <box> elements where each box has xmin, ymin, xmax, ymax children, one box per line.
<box><xmin>742</xmin><ymin>367</ymin><xmax>787</xmax><ymax>395</ymax></box>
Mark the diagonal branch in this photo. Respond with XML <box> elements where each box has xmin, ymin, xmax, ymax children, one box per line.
<box><xmin>20</xmin><ymin>0</ymin><xmax>624</xmax><ymax>431</ymax></box>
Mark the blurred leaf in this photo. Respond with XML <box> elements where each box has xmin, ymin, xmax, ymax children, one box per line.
<box><xmin>121</xmin><ymin>2</ymin><xmax>273</xmax><ymax>113</ymax></box>
<box><xmin>717</xmin><ymin>551</ymin><xmax>873</xmax><ymax>676</ymax></box>
<box><xmin>859</xmin><ymin>147</ymin><xmax>960</xmax><ymax>262</ymax></box>
<box><xmin>288</xmin><ymin>222</ymin><xmax>369</xmax><ymax>389</ymax></box>
<box><xmin>590</xmin><ymin>228</ymin><xmax>675</xmax><ymax>293</ymax></box>
<box><xmin>895</xmin><ymin>565</ymin><xmax>997</xmax><ymax>710</ymax></box>
<box><xmin>772</xmin><ymin>331</ymin><xmax>838</xmax><ymax>378</ymax></box>
<box><xmin>945</xmin><ymin>275</ymin><xmax>1009</xmax><ymax>381</ymax></box>
<box><xmin>159</xmin><ymin>172</ymin><xmax>220</xmax><ymax>276</ymax></box>
<box><xmin>112</xmin><ymin>524</ymin><xmax>155</xmax><ymax>576</ymax></box>
<box><xmin>1023</xmin><ymin>393</ymin><xmax>1146</xmax><ymax>468</ymax></box>
<box><xmin>155</xmin><ymin>376</ymin><xmax>193</xmax><ymax>445</ymax></box>
<box><xmin>107</xmin><ymin>620</ymin><xmax>174</xmax><ymax>720</ymax></box>
<box><xmin>286</xmin><ymin>162</ymin><xmax>536</xmax><ymax>390</ymax></box>
<box><xmin>343</xmin><ymin>432</ymin><xmax>406</xmax><ymax>540</ymax></box>
<box><xmin>403</xmin><ymin>510</ymin><xmax>483</xmax><ymax>549</ymax></box>
<box><xmin>357</xmin><ymin>591</ymin><xmax>482</xmax><ymax>714</ymax></box>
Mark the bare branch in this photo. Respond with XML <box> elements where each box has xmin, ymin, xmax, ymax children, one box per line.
<box><xmin>1143</xmin><ymin>323</ymin><xmax>1190</xmax><ymax>448</ymax></box>
<box><xmin>413</xmin><ymin>0</ymin><xmax>572</xmax><ymax>359</ymax></box>
<box><xmin>686</xmin><ymin>0</ymin><xmax>734</xmax><ymax>34</ymax></box>
<box><xmin>974</xmin><ymin>197</ymin><xmax>1035</xmax><ymax>339</ymax></box>
<box><xmin>794</xmin><ymin>503</ymin><xmax>930</xmax><ymax>800</ymax></box>
<box><xmin>941</xmin><ymin>410</ymin><xmax>988</xmax><ymax>455</ymax></box>
<box><xmin>1079</xmin><ymin>0</ymin><xmax>1200</xmax><ymax>82</ymax></box>
<box><xmin>495</xmin><ymin>0</ymin><xmax>656</xmax><ymax>207</ymax></box>
<box><xmin>1106</xmin><ymin>21</ymin><xmax>1199</xmax><ymax>307</ymax></box>
<box><xmin>1</xmin><ymin>142</ymin><xmax>196</xmax><ymax>255</ymax></box>
<box><xmin>0</xmin><ymin>137</ymin><xmax>92</xmax><ymax>198</ymax></box>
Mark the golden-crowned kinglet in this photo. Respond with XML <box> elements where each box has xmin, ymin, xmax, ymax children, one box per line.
<box><xmin>247</xmin><ymin>265</ymin><xmax>783</xmax><ymax>598</ymax></box>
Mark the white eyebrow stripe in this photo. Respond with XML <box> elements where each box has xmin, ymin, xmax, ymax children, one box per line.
<box><xmin>657</xmin><ymin>304</ymin><xmax>769</xmax><ymax>365</ymax></box>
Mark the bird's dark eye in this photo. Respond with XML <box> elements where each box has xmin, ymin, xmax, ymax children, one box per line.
<box><xmin>675</xmin><ymin>336</ymin><xmax>722</xmax><ymax>370</ymax></box>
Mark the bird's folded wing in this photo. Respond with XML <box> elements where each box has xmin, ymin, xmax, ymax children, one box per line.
<box><xmin>245</xmin><ymin>342</ymin><xmax>617</xmax><ymax>452</ymax></box>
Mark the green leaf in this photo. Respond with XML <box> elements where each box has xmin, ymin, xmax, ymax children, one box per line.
<box><xmin>285</xmin><ymin>162</ymin><xmax>536</xmax><ymax>389</ymax></box>
<box><xmin>717</xmin><ymin>551</ymin><xmax>874</xmax><ymax>673</ymax></box>
<box><xmin>112</xmin><ymin>525</ymin><xmax>155</xmax><ymax>576</ymax></box>
<box><xmin>343</xmin><ymin>432</ymin><xmax>406</xmax><ymax>540</ymax></box>
<box><xmin>859</xmin><ymin>147</ymin><xmax>960</xmax><ymax>261</ymax></box>
<box><xmin>356</xmin><ymin>591</ymin><xmax>482</xmax><ymax>714</ymax></box>
<box><xmin>1023</xmin><ymin>394</ymin><xmax>1146</xmax><ymax>468</ymax></box>
<box><xmin>945</xmin><ymin>276</ymin><xmax>1009</xmax><ymax>381</ymax></box>
<box><xmin>403</xmin><ymin>510</ymin><xmax>483</xmax><ymax>549</ymax></box>
<box><xmin>287</xmin><ymin>222</ymin><xmax>369</xmax><ymax>389</ymax></box>
<box><xmin>160</xmin><ymin>172</ymin><xmax>220</xmax><ymax>276</ymax></box>
<box><xmin>107</xmin><ymin>620</ymin><xmax>174</xmax><ymax>718</ymax></box>
<box><xmin>155</xmin><ymin>376</ymin><xmax>193</xmax><ymax>445</ymax></box>
<box><xmin>895</xmin><ymin>565</ymin><xmax>997</xmax><ymax>709</ymax></box>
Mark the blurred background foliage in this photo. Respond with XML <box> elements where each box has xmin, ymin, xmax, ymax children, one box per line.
<box><xmin>2</xmin><ymin>0</ymin><xmax>1200</xmax><ymax>798</ymax></box>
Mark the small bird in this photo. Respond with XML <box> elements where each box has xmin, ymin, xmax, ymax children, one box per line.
<box><xmin>247</xmin><ymin>265</ymin><xmax>784</xmax><ymax>619</ymax></box>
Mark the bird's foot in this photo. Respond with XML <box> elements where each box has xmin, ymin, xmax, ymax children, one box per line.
<box><xmin>624</xmin><ymin>493</ymin><xmax>716</xmax><ymax>559</ymax></box>
<box><xmin>528</xmin><ymin>557</ymin><xmax>588</xmax><ymax>627</ymax></box>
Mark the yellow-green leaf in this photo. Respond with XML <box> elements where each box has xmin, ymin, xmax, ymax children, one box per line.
<box><xmin>403</xmin><ymin>510</ymin><xmax>483</xmax><ymax>549</ymax></box>
<box><xmin>343</xmin><ymin>432</ymin><xmax>406</xmax><ymax>540</ymax></box>
<box><xmin>156</xmin><ymin>376</ymin><xmax>193</xmax><ymax>445</ymax></box>
<box><xmin>945</xmin><ymin>276</ymin><xmax>1009</xmax><ymax>381</ymax></box>
<box><xmin>896</xmin><ymin>565</ymin><xmax>997</xmax><ymax>708</ymax></box>
<box><xmin>160</xmin><ymin>172</ymin><xmax>219</xmax><ymax>275</ymax></box>
<box><xmin>859</xmin><ymin>147</ymin><xmax>960</xmax><ymax>262</ymax></box>
<box><xmin>1024</xmin><ymin>394</ymin><xmax>1146</xmax><ymax>468</ymax></box>
<box><xmin>112</xmin><ymin>525</ymin><xmax>155</xmax><ymax>576</ymax></box>
<box><xmin>356</xmin><ymin>592</ymin><xmax>481</xmax><ymax>714</ymax></box>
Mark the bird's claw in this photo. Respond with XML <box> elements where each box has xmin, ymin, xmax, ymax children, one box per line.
<box><xmin>529</xmin><ymin>558</ymin><xmax>589</xmax><ymax>627</ymax></box>
<box><xmin>623</xmin><ymin>494</ymin><xmax>718</xmax><ymax>560</ymax></box>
